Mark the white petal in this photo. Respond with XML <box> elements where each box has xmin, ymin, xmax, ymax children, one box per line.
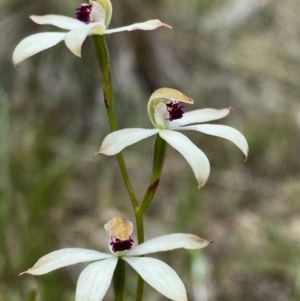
<box><xmin>104</xmin><ymin>19</ymin><xmax>171</xmax><ymax>34</ymax></box>
<box><xmin>13</xmin><ymin>32</ymin><xmax>66</xmax><ymax>66</ymax></box>
<box><xmin>65</xmin><ymin>23</ymin><xmax>104</xmax><ymax>57</ymax></box>
<box><xmin>98</xmin><ymin>128</ymin><xmax>158</xmax><ymax>156</ymax></box>
<box><xmin>30</xmin><ymin>15</ymin><xmax>84</xmax><ymax>30</ymax></box>
<box><xmin>178</xmin><ymin>124</ymin><xmax>249</xmax><ymax>159</ymax></box>
<box><xmin>169</xmin><ymin>108</ymin><xmax>231</xmax><ymax>128</ymax></box>
<box><xmin>90</xmin><ymin>1</ymin><xmax>106</xmax><ymax>23</ymax></box>
<box><xmin>91</xmin><ymin>0</ymin><xmax>112</xmax><ymax>27</ymax></box>
<box><xmin>124</xmin><ymin>257</ymin><xmax>187</xmax><ymax>301</ymax></box>
<box><xmin>154</xmin><ymin>103</ymin><xmax>169</xmax><ymax>128</ymax></box>
<box><xmin>159</xmin><ymin>130</ymin><xmax>210</xmax><ymax>188</ymax></box>
<box><xmin>76</xmin><ymin>257</ymin><xmax>118</xmax><ymax>301</ymax></box>
<box><xmin>20</xmin><ymin>248</ymin><xmax>111</xmax><ymax>275</ymax></box>
<box><xmin>127</xmin><ymin>234</ymin><xmax>211</xmax><ymax>256</ymax></box>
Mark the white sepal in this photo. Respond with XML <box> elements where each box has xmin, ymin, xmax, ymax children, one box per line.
<box><xmin>30</xmin><ymin>15</ymin><xmax>84</xmax><ymax>30</ymax></box>
<box><xmin>127</xmin><ymin>233</ymin><xmax>211</xmax><ymax>256</ymax></box>
<box><xmin>20</xmin><ymin>248</ymin><xmax>112</xmax><ymax>275</ymax></box>
<box><xmin>98</xmin><ymin>128</ymin><xmax>159</xmax><ymax>155</ymax></box>
<box><xmin>13</xmin><ymin>32</ymin><xmax>66</xmax><ymax>66</ymax></box>
<box><xmin>159</xmin><ymin>130</ymin><xmax>210</xmax><ymax>188</ymax></box>
<box><xmin>178</xmin><ymin>124</ymin><xmax>249</xmax><ymax>159</ymax></box>
<box><xmin>76</xmin><ymin>257</ymin><xmax>118</xmax><ymax>301</ymax></box>
<box><xmin>169</xmin><ymin>107</ymin><xmax>231</xmax><ymax>128</ymax></box>
<box><xmin>105</xmin><ymin>19</ymin><xmax>171</xmax><ymax>34</ymax></box>
<box><xmin>124</xmin><ymin>257</ymin><xmax>187</xmax><ymax>301</ymax></box>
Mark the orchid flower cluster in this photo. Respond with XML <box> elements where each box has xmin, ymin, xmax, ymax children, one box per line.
<box><xmin>14</xmin><ymin>0</ymin><xmax>249</xmax><ymax>300</ymax></box>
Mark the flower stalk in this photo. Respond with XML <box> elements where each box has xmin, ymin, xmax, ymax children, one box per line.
<box><xmin>113</xmin><ymin>259</ymin><xmax>125</xmax><ymax>301</ymax></box>
<box><xmin>93</xmin><ymin>35</ymin><xmax>140</xmax><ymax>300</ymax></box>
<box><xmin>134</xmin><ymin>135</ymin><xmax>167</xmax><ymax>301</ymax></box>
<box><xmin>92</xmin><ymin>35</ymin><xmax>138</xmax><ymax>210</ymax></box>
<box><xmin>135</xmin><ymin>276</ymin><xmax>144</xmax><ymax>301</ymax></box>
<box><xmin>139</xmin><ymin>134</ymin><xmax>167</xmax><ymax>215</ymax></box>
<box><xmin>134</xmin><ymin>210</ymin><xmax>144</xmax><ymax>301</ymax></box>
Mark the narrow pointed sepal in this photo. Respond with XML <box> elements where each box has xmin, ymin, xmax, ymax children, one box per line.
<box><xmin>178</xmin><ymin>124</ymin><xmax>249</xmax><ymax>159</ymax></box>
<box><xmin>170</xmin><ymin>107</ymin><xmax>232</xmax><ymax>128</ymax></box>
<box><xmin>19</xmin><ymin>248</ymin><xmax>111</xmax><ymax>275</ymax></box>
<box><xmin>104</xmin><ymin>19</ymin><xmax>171</xmax><ymax>34</ymax></box>
<box><xmin>30</xmin><ymin>15</ymin><xmax>84</xmax><ymax>30</ymax></box>
<box><xmin>127</xmin><ymin>234</ymin><xmax>212</xmax><ymax>256</ymax></box>
<box><xmin>13</xmin><ymin>32</ymin><xmax>66</xmax><ymax>67</ymax></box>
<box><xmin>75</xmin><ymin>257</ymin><xmax>118</xmax><ymax>301</ymax></box>
<box><xmin>124</xmin><ymin>257</ymin><xmax>187</xmax><ymax>301</ymax></box>
<box><xmin>159</xmin><ymin>130</ymin><xmax>210</xmax><ymax>188</ymax></box>
<box><xmin>98</xmin><ymin>128</ymin><xmax>159</xmax><ymax>156</ymax></box>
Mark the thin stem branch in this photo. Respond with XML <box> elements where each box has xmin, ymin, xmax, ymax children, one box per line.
<box><xmin>135</xmin><ymin>276</ymin><xmax>145</xmax><ymax>301</ymax></box>
<box><xmin>92</xmin><ymin>35</ymin><xmax>166</xmax><ymax>301</ymax></box>
<box><xmin>139</xmin><ymin>134</ymin><xmax>167</xmax><ymax>214</ymax></box>
<box><xmin>134</xmin><ymin>134</ymin><xmax>167</xmax><ymax>301</ymax></box>
<box><xmin>134</xmin><ymin>211</ymin><xmax>144</xmax><ymax>301</ymax></box>
<box><xmin>92</xmin><ymin>35</ymin><xmax>138</xmax><ymax>210</ymax></box>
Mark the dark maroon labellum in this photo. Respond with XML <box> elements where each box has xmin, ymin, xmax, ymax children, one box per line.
<box><xmin>166</xmin><ymin>101</ymin><xmax>185</xmax><ymax>121</ymax></box>
<box><xmin>110</xmin><ymin>237</ymin><xmax>134</xmax><ymax>252</ymax></box>
<box><xmin>75</xmin><ymin>4</ymin><xmax>93</xmax><ymax>23</ymax></box>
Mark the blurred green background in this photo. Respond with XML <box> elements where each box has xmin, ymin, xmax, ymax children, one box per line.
<box><xmin>1</xmin><ymin>0</ymin><xmax>300</xmax><ymax>300</ymax></box>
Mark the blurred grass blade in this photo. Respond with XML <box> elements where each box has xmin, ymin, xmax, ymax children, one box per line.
<box><xmin>26</xmin><ymin>290</ymin><xmax>38</xmax><ymax>301</ymax></box>
<box><xmin>0</xmin><ymin>87</ymin><xmax>12</xmax><ymax>275</ymax></box>
<box><xmin>0</xmin><ymin>87</ymin><xmax>12</xmax><ymax>201</ymax></box>
<box><xmin>190</xmin><ymin>250</ymin><xmax>209</xmax><ymax>301</ymax></box>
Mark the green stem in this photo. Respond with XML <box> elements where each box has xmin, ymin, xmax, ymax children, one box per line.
<box><xmin>135</xmin><ymin>276</ymin><xmax>145</xmax><ymax>301</ymax></box>
<box><xmin>92</xmin><ymin>35</ymin><xmax>138</xmax><ymax>210</ymax></box>
<box><xmin>134</xmin><ymin>209</ymin><xmax>144</xmax><ymax>244</ymax></box>
<box><xmin>134</xmin><ymin>134</ymin><xmax>167</xmax><ymax>301</ymax></box>
<box><xmin>134</xmin><ymin>212</ymin><xmax>144</xmax><ymax>301</ymax></box>
<box><xmin>139</xmin><ymin>134</ymin><xmax>167</xmax><ymax>214</ymax></box>
<box><xmin>113</xmin><ymin>259</ymin><xmax>125</xmax><ymax>301</ymax></box>
<box><xmin>92</xmin><ymin>35</ymin><xmax>167</xmax><ymax>301</ymax></box>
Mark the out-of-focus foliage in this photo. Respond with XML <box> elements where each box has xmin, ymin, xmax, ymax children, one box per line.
<box><xmin>1</xmin><ymin>0</ymin><xmax>300</xmax><ymax>300</ymax></box>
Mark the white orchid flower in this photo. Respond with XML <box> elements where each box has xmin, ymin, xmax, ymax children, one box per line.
<box><xmin>20</xmin><ymin>216</ymin><xmax>212</xmax><ymax>301</ymax></box>
<box><xmin>98</xmin><ymin>88</ymin><xmax>249</xmax><ymax>188</ymax></box>
<box><xmin>13</xmin><ymin>0</ymin><xmax>171</xmax><ymax>66</ymax></box>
